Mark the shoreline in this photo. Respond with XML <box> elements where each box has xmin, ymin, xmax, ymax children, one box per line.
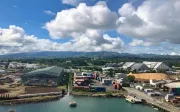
<box><xmin>0</xmin><ymin>92</ymin><xmax>169</xmax><ymax>112</ymax></box>
<box><xmin>70</xmin><ymin>91</ymin><xmax>126</xmax><ymax>98</ymax></box>
<box><xmin>0</xmin><ymin>95</ymin><xmax>64</xmax><ymax>105</ymax></box>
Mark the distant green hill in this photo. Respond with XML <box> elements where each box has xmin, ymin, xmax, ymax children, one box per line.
<box><xmin>0</xmin><ymin>51</ymin><xmax>179</xmax><ymax>59</ymax></box>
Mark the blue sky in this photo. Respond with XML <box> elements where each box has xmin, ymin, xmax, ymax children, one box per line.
<box><xmin>0</xmin><ymin>0</ymin><xmax>180</xmax><ymax>55</ymax></box>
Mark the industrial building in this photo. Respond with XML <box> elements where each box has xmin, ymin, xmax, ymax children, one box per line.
<box><xmin>130</xmin><ymin>63</ymin><xmax>149</xmax><ymax>72</ymax></box>
<box><xmin>21</xmin><ymin>66</ymin><xmax>64</xmax><ymax>86</ymax></box>
<box><xmin>122</xmin><ymin>62</ymin><xmax>135</xmax><ymax>70</ymax></box>
<box><xmin>143</xmin><ymin>61</ymin><xmax>171</xmax><ymax>72</ymax></box>
<box><xmin>165</xmin><ymin>82</ymin><xmax>180</xmax><ymax>95</ymax></box>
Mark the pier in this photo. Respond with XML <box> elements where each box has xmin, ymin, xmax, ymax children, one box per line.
<box><xmin>123</xmin><ymin>87</ymin><xmax>180</xmax><ymax>112</ymax></box>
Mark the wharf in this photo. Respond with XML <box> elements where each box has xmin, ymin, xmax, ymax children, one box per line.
<box><xmin>123</xmin><ymin>87</ymin><xmax>180</xmax><ymax>112</ymax></box>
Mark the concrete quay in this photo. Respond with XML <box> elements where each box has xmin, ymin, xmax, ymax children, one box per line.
<box><xmin>123</xmin><ymin>87</ymin><xmax>180</xmax><ymax>112</ymax></box>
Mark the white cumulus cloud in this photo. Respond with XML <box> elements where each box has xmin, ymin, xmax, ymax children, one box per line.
<box><xmin>117</xmin><ymin>0</ymin><xmax>180</xmax><ymax>44</ymax></box>
<box><xmin>61</xmin><ymin>0</ymin><xmax>85</xmax><ymax>6</ymax></box>
<box><xmin>44</xmin><ymin>10</ymin><xmax>56</xmax><ymax>16</ymax></box>
<box><xmin>45</xmin><ymin>1</ymin><xmax>118</xmax><ymax>38</ymax></box>
<box><xmin>0</xmin><ymin>25</ymin><xmax>124</xmax><ymax>54</ymax></box>
<box><xmin>129</xmin><ymin>39</ymin><xmax>152</xmax><ymax>46</ymax></box>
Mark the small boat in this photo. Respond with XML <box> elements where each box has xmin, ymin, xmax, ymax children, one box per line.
<box><xmin>8</xmin><ymin>109</ymin><xmax>16</xmax><ymax>112</ymax></box>
<box><xmin>126</xmin><ymin>97</ymin><xmax>135</xmax><ymax>104</ymax></box>
<box><xmin>153</xmin><ymin>108</ymin><xmax>158</xmax><ymax>110</ymax></box>
<box><xmin>69</xmin><ymin>101</ymin><xmax>77</xmax><ymax>107</ymax></box>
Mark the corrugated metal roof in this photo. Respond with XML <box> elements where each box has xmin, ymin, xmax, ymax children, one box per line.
<box><xmin>123</xmin><ymin>62</ymin><xmax>135</xmax><ymax>68</ymax></box>
<box><xmin>143</xmin><ymin>61</ymin><xmax>158</xmax><ymax>68</ymax></box>
<box><xmin>165</xmin><ymin>82</ymin><xmax>180</xmax><ymax>88</ymax></box>
<box><xmin>154</xmin><ymin>62</ymin><xmax>162</xmax><ymax>69</ymax></box>
<box><xmin>23</xmin><ymin>66</ymin><xmax>64</xmax><ymax>77</ymax></box>
<box><xmin>130</xmin><ymin>63</ymin><xmax>148</xmax><ymax>71</ymax></box>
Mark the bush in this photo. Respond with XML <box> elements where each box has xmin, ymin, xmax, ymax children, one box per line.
<box><xmin>106</xmin><ymin>92</ymin><xmax>112</xmax><ymax>97</ymax></box>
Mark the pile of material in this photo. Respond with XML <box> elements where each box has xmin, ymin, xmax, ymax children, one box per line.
<box><xmin>128</xmin><ymin>73</ymin><xmax>171</xmax><ymax>81</ymax></box>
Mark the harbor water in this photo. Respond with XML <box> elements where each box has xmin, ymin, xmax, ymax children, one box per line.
<box><xmin>0</xmin><ymin>95</ymin><xmax>158</xmax><ymax>112</ymax></box>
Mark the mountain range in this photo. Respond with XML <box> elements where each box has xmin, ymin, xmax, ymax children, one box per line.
<box><xmin>0</xmin><ymin>51</ymin><xmax>179</xmax><ymax>59</ymax></box>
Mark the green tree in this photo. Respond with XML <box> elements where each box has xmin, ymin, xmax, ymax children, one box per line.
<box><xmin>127</xmin><ymin>75</ymin><xmax>135</xmax><ymax>82</ymax></box>
<box><xmin>107</xmin><ymin>69</ymin><xmax>114</xmax><ymax>77</ymax></box>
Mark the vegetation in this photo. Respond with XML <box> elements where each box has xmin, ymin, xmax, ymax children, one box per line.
<box><xmin>57</xmin><ymin>85</ymin><xmax>67</xmax><ymax>90</ymax></box>
<box><xmin>1</xmin><ymin>56</ymin><xmax>180</xmax><ymax>71</ymax></box>
<box><xmin>127</xmin><ymin>75</ymin><xmax>135</xmax><ymax>82</ymax></box>
<box><xmin>105</xmin><ymin>92</ymin><xmax>112</xmax><ymax>97</ymax></box>
<box><xmin>68</xmin><ymin>73</ymin><xmax>73</xmax><ymax>91</ymax></box>
<box><xmin>107</xmin><ymin>69</ymin><xmax>114</xmax><ymax>77</ymax></box>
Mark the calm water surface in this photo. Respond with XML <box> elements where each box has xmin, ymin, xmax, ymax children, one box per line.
<box><xmin>0</xmin><ymin>95</ymin><xmax>158</xmax><ymax>112</ymax></box>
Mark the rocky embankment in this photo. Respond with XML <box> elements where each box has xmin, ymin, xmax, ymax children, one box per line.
<box><xmin>70</xmin><ymin>92</ymin><xmax>126</xmax><ymax>98</ymax></box>
<box><xmin>0</xmin><ymin>95</ymin><xmax>63</xmax><ymax>105</ymax></box>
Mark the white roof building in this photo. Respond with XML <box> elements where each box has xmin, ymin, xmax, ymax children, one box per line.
<box><xmin>26</xmin><ymin>64</ymin><xmax>40</xmax><ymax>69</ymax></box>
<box><xmin>8</xmin><ymin>62</ymin><xmax>26</xmax><ymax>69</ymax></box>
<box><xmin>165</xmin><ymin>82</ymin><xmax>180</xmax><ymax>88</ymax></box>
<box><xmin>143</xmin><ymin>61</ymin><xmax>171</xmax><ymax>72</ymax></box>
<box><xmin>102</xmin><ymin>67</ymin><xmax>115</xmax><ymax>71</ymax></box>
<box><xmin>122</xmin><ymin>62</ymin><xmax>135</xmax><ymax>69</ymax></box>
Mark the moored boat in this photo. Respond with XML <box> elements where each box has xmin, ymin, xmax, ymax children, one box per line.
<box><xmin>126</xmin><ymin>97</ymin><xmax>135</xmax><ymax>104</ymax></box>
<box><xmin>126</xmin><ymin>94</ymin><xmax>143</xmax><ymax>104</ymax></box>
<box><xmin>69</xmin><ymin>101</ymin><xmax>77</xmax><ymax>107</ymax></box>
<box><xmin>8</xmin><ymin>109</ymin><xmax>16</xmax><ymax>112</ymax></box>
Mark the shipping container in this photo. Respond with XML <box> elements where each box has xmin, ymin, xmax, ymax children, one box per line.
<box><xmin>117</xmin><ymin>84</ymin><xmax>122</xmax><ymax>90</ymax></box>
<box><xmin>90</xmin><ymin>86</ymin><xmax>106</xmax><ymax>92</ymax></box>
<box><xmin>171</xmin><ymin>99</ymin><xmax>178</xmax><ymax>103</ymax></box>
<box><xmin>73</xmin><ymin>86</ymin><xmax>90</xmax><ymax>91</ymax></box>
<box><xmin>175</xmin><ymin>97</ymin><xmax>180</xmax><ymax>101</ymax></box>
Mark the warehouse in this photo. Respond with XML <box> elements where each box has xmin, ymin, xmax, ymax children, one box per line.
<box><xmin>22</xmin><ymin>66</ymin><xmax>64</xmax><ymax>86</ymax></box>
<box><xmin>130</xmin><ymin>63</ymin><xmax>149</xmax><ymax>73</ymax></box>
<box><xmin>122</xmin><ymin>62</ymin><xmax>135</xmax><ymax>70</ymax></box>
<box><xmin>143</xmin><ymin>61</ymin><xmax>171</xmax><ymax>72</ymax></box>
<box><xmin>165</xmin><ymin>82</ymin><xmax>180</xmax><ymax>95</ymax></box>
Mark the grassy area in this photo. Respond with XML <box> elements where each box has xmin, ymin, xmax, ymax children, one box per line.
<box><xmin>57</xmin><ymin>85</ymin><xmax>67</xmax><ymax>90</ymax></box>
<box><xmin>68</xmin><ymin>73</ymin><xmax>73</xmax><ymax>91</ymax></box>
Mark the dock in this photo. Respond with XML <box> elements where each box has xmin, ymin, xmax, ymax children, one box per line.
<box><xmin>123</xmin><ymin>87</ymin><xmax>180</xmax><ymax>112</ymax></box>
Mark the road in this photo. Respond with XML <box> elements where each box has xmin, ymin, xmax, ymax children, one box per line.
<box><xmin>123</xmin><ymin>87</ymin><xmax>180</xmax><ymax>112</ymax></box>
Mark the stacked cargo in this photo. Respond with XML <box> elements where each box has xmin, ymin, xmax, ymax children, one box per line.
<box><xmin>171</xmin><ymin>99</ymin><xmax>178</xmax><ymax>104</ymax></box>
<box><xmin>175</xmin><ymin>97</ymin><xmax>180</xmax><ymax>102</ymax></box>
<box><xmin>169</xmin><ymin>97</ymin><xmax>180</xmax><ymax>104</ymax></box>
<box><xmin>97</xmin><ymin>74</ymin><xmax>105</xmax><ymax>81</ymax></box>
<box><xmin>87</xmin><ymin>73</ymin><xmax>94</xmax><ymax>79</ymax></box>
<box><xmin>93</xmin><ymin>72</ymin><xmax>98</xmax><ymax>79</ymax></box>
<box><xmin>112</xmin><ymin>81</ymin><xmax>121</xmax><ymax>90</ymax></box>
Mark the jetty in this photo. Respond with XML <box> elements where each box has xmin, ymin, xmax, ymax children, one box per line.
<box><xmin>123</xmin><ymin>87</ymin><xmax>180</xmax><ymax>112</ymax></box>
<box><xmin>126</xmin><ymin>94</ymin><xmax>143</xmax><ymax>104</ymax></box>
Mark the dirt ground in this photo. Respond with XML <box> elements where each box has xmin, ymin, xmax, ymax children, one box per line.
<box><xmin>0</xmin><ymin>84</ymin><xmax>25</xmax><ymax>97</ymax></box>
<box><xmin>24</xmin><ymin>87</ymin><xmax>61</xmax><ymax>94</ymax></box>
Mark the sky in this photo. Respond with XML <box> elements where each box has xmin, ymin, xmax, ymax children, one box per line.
<box><xmin>0</xmin><ymin>0</ymin><xmax>180</xmax><ymax>55</ymax></box>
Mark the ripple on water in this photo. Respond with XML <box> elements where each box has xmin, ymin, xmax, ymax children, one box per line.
<box><xmin>0</xmin><ymin>95</ymin><xmax>158</xmax><ymax>112</ymax></box>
